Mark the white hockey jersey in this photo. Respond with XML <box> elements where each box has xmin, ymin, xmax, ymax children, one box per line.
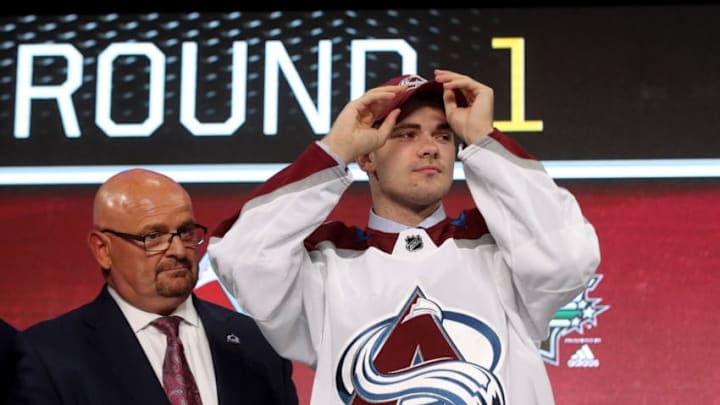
<box><xmin>208</xmin><ymin>129</ymin><xmax>601</xmax><ymax>405</ymax></box>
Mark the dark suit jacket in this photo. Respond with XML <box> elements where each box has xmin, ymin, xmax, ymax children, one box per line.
<box><xmin>10</xmin><ymin>285</ymin><xmax>298</xmax><ymax>405</ymax></box>
<box><xmin>1</xmin><ymin>318</ymin><xmax>18</xmax><ymax>405</ymax></box>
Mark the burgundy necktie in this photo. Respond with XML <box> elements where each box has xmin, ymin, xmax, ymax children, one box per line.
<box><xmin>151</xmin><ymin>316</ymin><xmax>204</xmax><ymax>405</ymax></box>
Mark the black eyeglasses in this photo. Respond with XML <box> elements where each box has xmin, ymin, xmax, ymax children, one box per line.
<box><xmin>100</xmin><ymin>224</ymin><xmax>208</xmax><ymax>252</ymax></box>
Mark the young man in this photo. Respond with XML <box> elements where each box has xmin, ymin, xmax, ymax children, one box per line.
<box><xmin>208</xmin><ymin>69</ymin><xmax>601</xmax><ymax>404</ymax></box>
<box><xmin>11</xmin><ymin>169</ymin><xmax>298</xmax><ymax>405</ymax></box>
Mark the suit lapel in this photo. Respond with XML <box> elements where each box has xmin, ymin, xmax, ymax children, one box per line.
<box><xmin>83</xmin><ymin>286</ymin><xmax>170</xmax><ymax>405</ymax></box>
<box><xmin>194</xmin><ymin>296</ymin><xmax>250</xmax><ymax>405</ymax></box>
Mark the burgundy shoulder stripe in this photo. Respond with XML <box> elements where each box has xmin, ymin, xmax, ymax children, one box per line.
<box><xmin>260</xmin><ymin>143</ymin><xmax>339</xmax><ymax>199</ymax></box>
<box><xmin>489</xmin><ymin>128</ymin><xmax>538</xmax><ymax>161</ymax></box>
<box><xmin>212</xmin><ymin>143</ymin><xmax>338</xmax><ymax>238</ymax></box>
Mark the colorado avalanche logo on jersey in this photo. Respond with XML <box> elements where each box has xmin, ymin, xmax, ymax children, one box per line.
<box><xmin>335</xmin><ymin>287</ymin><xmax>506</xmax><ymax>404</ymax></box>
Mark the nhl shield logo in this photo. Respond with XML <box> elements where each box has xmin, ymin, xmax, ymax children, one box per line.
<box><xmin>404</xmin><ymin>234</ymin><xmax>423</xmax><ymax>251</ymax></box>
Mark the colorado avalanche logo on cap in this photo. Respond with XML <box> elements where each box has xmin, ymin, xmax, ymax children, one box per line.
<box><xmin>399</xmin><ymin>74</ymin><xmax>430</xmax><ymax>90</ymax></box>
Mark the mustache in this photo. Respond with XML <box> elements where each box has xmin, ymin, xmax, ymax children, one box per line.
<box><xmin>157</xmin><ymin>258</ymin><xmax>194</xmax><ymax>273</ymax></box>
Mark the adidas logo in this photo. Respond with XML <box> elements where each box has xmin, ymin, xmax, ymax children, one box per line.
<box><xmin>567</xmin><ymin>344</ymin><xmax>599</xmax><ymax>368</ymax></box>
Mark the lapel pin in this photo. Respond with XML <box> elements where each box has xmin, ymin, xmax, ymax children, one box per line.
<box><xmin>226</xmin><ymin>334</ymin><xmax>240</xmax><ymax>344</ymax></box>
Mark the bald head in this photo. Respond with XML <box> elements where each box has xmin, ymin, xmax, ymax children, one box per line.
<box><xmin>89</xmin><ymin>168</ymin><xmax>201</xmax><ymax>314</ymax></box>
<box><xmin>93</xmin><ymin>168</ymin><xmax>192</xmax><ymax>230</ymax></box>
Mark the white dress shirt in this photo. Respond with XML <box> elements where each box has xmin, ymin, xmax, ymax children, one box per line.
<box><xmin>108</xmin><ymin>286</ymin><xmax>218</xmax><ymax>405</ymax></box>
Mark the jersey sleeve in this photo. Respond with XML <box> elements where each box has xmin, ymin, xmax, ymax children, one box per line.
<box><xmin>459</xmin><ymin>129</ymin><xmax>601</xmax><ymax>341</ymax></box>
<box><xmin>207</xmin><ymin>142</ymin><xmax>353</xmax><ymax>367</ymax></box>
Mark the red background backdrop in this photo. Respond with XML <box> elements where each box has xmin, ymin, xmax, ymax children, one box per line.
<box><xmin>2</xmin><ymin>178</ymin><xmax>719</xmax><ymax>404</ymax></box>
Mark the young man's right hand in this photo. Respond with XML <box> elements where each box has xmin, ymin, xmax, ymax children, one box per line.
<box><xmin>321</xmin><ymin>85</ymin><xmax>405</xmax><ymax>164</ymax></box>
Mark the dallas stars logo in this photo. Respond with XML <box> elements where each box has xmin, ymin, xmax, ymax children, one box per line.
<box><xmin>540</xmin><ymin>274</ymin><xmax>609</xmax><ymax>366</ymax></box>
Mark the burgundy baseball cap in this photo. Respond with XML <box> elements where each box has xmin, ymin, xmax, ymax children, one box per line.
<box><xmin>373</xmin><ymin>74</ymin><xmax>467</xmax><ymax>125</ymax></box>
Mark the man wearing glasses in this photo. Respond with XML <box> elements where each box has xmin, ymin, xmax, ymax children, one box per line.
<box><xmin>10</xmin><ymin>168</ymin><xmax>298</xmax><ymax>405</ymax></box>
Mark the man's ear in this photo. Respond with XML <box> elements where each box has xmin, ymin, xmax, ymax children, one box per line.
<box><xmin>88</xmin><ymin>231</ymin><xmax>112</xmax><ymax>269</ymax></box>
<box><xmin>356</xmin><ymin>153</ymin><xmax>374</xmax><ymax>173</ymax></box>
